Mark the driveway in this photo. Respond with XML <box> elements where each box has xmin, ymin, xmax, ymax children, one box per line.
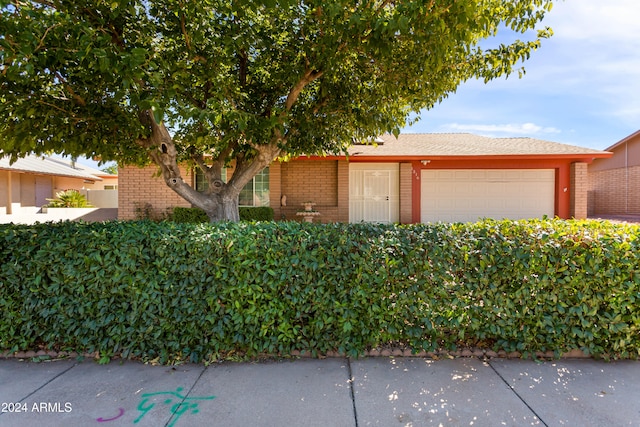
<box><xmin>0</xmin><ymin>208</ymin><xmax>118</xmax><ymax>224</ymax></box>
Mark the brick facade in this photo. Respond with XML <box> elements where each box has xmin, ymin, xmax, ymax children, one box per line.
<box><xmin>399</xmin><ymin>163</ymin><xmax>413</xmax><ymax>223</ymax></box>
<box><xmin>120</xmin><ymin>158</ymin><xmax>592</xmax><ymax>223</ymax></box>
<box><xmin>570</xmin><ymin>162</ymin><xmax>588</xmax><ymax>219</ymax></box>
<box><xmin>119</xmin><ymin>159</ymin><xmax>351</xmax><ymax>223</ymax></box>
<box><xmin>588</xmin><ymin>166</ymin><xmax>640</xmax><ymax>215</ymax></box>
<box><xmin>118</xmin><ymin>165</ymin><xmax>191</xmax><ymax>220</ymax></box>
<box><xmin>280</xmin><ymin>160</ymin><xmax>337</xmax><ymax>221</ymax></box>
<box><xmin>587</xmin><ymin>131</ymin><xmax>640</xmax><ymax>216</ymax></box>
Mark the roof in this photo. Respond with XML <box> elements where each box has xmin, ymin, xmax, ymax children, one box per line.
<box><xmin>0</xmin><ymin>154</ymin><xmax>110</xmax><ymax>181</ymax></box>
<box><xmin>604</xmin><ymin>129</ymin><xmax>640</xmax><ymax>152</ymax></box>
<box><xmin>345</xmin><ymin>133</ymin><xmax>611</xmax><ymax>159</ymax></box>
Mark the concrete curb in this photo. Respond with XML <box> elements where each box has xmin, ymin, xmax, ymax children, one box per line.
<box><xmin>1</xmin><ymin>346</ymin><xmax>597</xmax><ymax>363</ymax></box>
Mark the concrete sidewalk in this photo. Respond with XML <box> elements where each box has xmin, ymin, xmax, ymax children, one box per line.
<box><xmin>1</xmin><ymin>357</ymin><xmax>639</xmax><ymax>427</ymax></box>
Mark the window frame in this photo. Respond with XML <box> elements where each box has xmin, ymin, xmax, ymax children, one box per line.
<box><xmin>194</xmin><ymin>167</ymin><xmax>269</xmax><ymax>207</ymax></box>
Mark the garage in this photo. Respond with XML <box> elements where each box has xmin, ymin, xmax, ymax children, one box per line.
<box><xmin>421</xmin><ymin>169</ymin><xmax>555</xmax><ymax>223</ymax></box>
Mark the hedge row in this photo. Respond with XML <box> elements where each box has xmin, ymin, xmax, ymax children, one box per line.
<box><xmin>1</xmin><ymin>219</ymin><xmax>639</xmax><ymax>364</ymax></box>
<box><xmin>170</xmin><ymin>206</ymin><xmax>274</xmax><ymax>223</ymax></box>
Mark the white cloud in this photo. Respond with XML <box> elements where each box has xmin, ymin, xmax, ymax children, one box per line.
<box><xmin>546</xmin><ymin>0</ymin><xmax>640</xmax><ymax>43</ymax></box>
<box><xmin>538</xmin><ymin>0</ymin><xmax>640</xmax><ymax>125</ymax></box>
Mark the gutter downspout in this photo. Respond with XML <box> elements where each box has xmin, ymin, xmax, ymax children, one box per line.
<box><xmin>625</xmin><ymin>141</ymin><xmax>629</xmax><ymax>214</ymax></box>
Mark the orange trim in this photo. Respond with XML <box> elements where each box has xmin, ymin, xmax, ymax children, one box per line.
<box><xmin>556</xmin><ymin>164</ymin><xmax>571</xmax><ymax>218</ymax></box>
<box><xmin>296</xmin><ymin>153</ymin><xmax>611</xmax><ymax>163</ymax></box>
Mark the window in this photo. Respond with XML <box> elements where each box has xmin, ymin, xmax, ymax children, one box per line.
<box><xmin>104</xmin><ymin>185</ymin><xmax>118</xmax><ymax>190</ymax></box>
<box><xmin>239</xmin><ymin>167</ymin><xmax>269</xmax><ymax>207</ymax></box>
<box><xmin>194</xmin><ymin>168</ymin><xmax>226</xmax><ymax>193</ymax></box>
<box><xmin>194</xmin><ymin>167</ymin><xmax>269</xmax><ymax>207</ymax></box>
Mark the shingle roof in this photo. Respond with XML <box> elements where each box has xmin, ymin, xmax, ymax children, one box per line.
<box><xmin>347</xmin><ymin>133</ymin><xmax>611</xmax><ymax>158</ymax></box>
<box><xmin>0</xmin><ymin>154</ymin><xmax>105</xmax><ymax>181</ymax></box>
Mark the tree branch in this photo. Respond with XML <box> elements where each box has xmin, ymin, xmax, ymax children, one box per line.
<box><xmin>180</xmin><ymin>10</ymin><xmax>192</xmax><ymax>50</ymax></box>
<box><xmin>238</xmin><ymin>49</ymin><xmax>248</xmax><ymax>87</ymax></box>
<box><xmin>285</xmin><ymin>68</ymin><xmax>324</xmax><ymax>111</ymax></box>
<box><xmin>34</xmin><ymin>23</ymin><xmax>59</xmax><ymax>53</ymax></box>
<box><xmin>54</xmin><ymin>71</ymin><xmax>86</xmax><ymax>106</ymax></box>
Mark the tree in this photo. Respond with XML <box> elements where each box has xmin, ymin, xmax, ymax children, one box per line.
<box><xmin>0</xmin><ymin>0</ymin><xmax>553</xmax><ymax>221</ymax></box>
<box><xmin>101</xmin><ymin>164</ymin><xmax>119</xmax><ymax>175</ymax></box>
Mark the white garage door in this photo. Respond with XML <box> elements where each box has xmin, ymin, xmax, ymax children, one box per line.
<box><xmin>421</xmin><ymin>169</ymin><xmax>555</xmax><ymax>223</ymax></box>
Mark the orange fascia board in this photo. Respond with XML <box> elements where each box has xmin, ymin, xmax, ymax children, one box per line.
<box><xmin>295</xmin><ymin>153</ymin><xmax>612</xmax><ymax>164</ymax></box>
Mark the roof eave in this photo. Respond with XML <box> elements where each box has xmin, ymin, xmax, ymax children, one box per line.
<box><xmin>604</xmin><ymin>129</ymin><xmax>640</xmax><ymax>152</ymax></box>
<box><xmin>0</xmin><ymin>167</ymin><xmax>103</xmax><ymax>181</ymax></box>
<box><xmin>296</xmin><ymin>152</ymin><xmax>613</xmax><ymax>163</ymax></box>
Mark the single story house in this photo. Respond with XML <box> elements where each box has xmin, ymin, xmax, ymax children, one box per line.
<box><xmin>0</xmin><ymin>154</ymin><xmax>118</xmax><ymax>216</ymax></box>
<box><xmin>119</xmin><ymin>133</ymin><xmax>611</xmax><ymax>223</ymax></box>
<box><xmin>588</xmin><ymin>129</ymin><xmax>640</xmax><ymax>216</ymax></box>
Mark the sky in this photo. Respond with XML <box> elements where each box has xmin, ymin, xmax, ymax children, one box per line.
<box><xmin>404</xmin><ymin>0</ymin><xmax>640</xmax><ymax>151</ymax></box>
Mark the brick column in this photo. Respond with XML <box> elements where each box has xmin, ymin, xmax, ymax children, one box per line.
<box><xmin>268</xmin><ymin>162</ymin><xmax>282</xmax><ymax>220</ymax></box>
<box><xmin>570</xmin><ymin>162</ymin><xmax>588</xmax><ymax>219</ymax></box>
<box><xmin>399</xmin><ymin>163</ymin><xmax>413</xmax><ymax>224</ymax></box>
<box><xmin>337</xmin><ymin>160</ymin><xmax>350</xmax><ymax>222</ymax></box>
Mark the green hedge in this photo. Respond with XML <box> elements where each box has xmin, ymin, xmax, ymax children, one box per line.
<box><xmin>171</xmin><ymin>206</ymin><xmax>274</xmax><ymax>223</ymax></box>
<box><xmin>239</xmin><ymin>206</ymin><xmax>274</xmax><ymax>221</ymax></box>
<box><xmin>1</xmin><ymin>219</ymin><xmax>639</xmax><ymax>364</ymax></box>
<box><xmin>171</xmin><ymin>207</ymin><xmax>209</xmax><ymax>223</ymax></box>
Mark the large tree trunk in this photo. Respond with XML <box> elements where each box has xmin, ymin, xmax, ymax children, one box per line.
<box><xmin>137</xmin><ymin>111</ymin><xmax>277</xmax><ymax>222</ymax></box>
<box><xmin>197</xmin><ymin>190</ymin><xmax>240</xmax><ymax>222</ymax></box>
<box><xmin>217</xmin><ymin>194</ymin><xmax>240</xmax><ymax>222</ymax></box>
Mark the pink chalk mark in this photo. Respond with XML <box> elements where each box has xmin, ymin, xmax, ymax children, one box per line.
<box><xmin>97</xmin><ymin>407</ymin><xmax>125</xmax><ymax>422</ymax></box>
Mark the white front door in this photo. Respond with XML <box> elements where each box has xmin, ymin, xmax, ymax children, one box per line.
<box><xmin>350</xmin><ymin>163</ymin><xmax>399</xmax><ymax>223</ymax></box>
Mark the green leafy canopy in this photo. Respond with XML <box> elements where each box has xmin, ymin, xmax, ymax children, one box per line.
<box><xmin>0</xmin><ymin>0</ymin><xmax>554</xmax><ymax>219</ymax></box>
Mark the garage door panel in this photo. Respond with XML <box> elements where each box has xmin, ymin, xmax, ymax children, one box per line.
<box><xmin>486</xmin><ymin>183</ymin><xmax>504</xmax><ymax>196</ymax></box>
<box><xmin>421</xmin><ymin>169</ymin><xmax>555</xmax><ymax>223</ymax></box>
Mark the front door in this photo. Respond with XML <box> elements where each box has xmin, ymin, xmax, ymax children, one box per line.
<box><xmin>349</xmin><ymin>163</ymin><xmax>399</xmax><ymax>223</ymax></box>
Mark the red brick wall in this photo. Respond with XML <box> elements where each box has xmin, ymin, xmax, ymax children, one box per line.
<box><xmin>570</xmin><ymin>162</ymin><xmax>588</xmax><ymax>219</ymax></box>
<box><xmin>118</xmin><ymin>165</ymin><xmax>191</xmax><ymax>220</ymax></box>
<box><xmin>399</xmin><ymin>163</ymin><xmax>413</xmax><ymax>224</ymax></box>
<box><xmin>337</xmin><ymin>160</ymin><xmax>349</xmax><ymax>222</ymax></box>
<box><xmin>119</xmin><ymin>161</ymin><xmax>341</xmax><ymax>222</ymax></box>
<box><xmin>279</xmin><ymin>160</ymin><xmax>341</xmax><ymax>222</ymax></box>
<box><xmin>269</xmin><ymin>162</ymin><xmax>282</xmax><ymax>220</ymax></box>
<box><xmin>588</xmin><ymin>165</ymin><xmax>640</xmax><ymax>215</ymax></box>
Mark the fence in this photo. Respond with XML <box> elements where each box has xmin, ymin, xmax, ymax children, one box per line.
<box><xmin>80</xmin><ymin>189</ymin><xmax>118</xmax><ymax>208</ymax></box>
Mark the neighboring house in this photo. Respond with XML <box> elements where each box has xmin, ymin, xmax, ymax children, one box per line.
<box><xmin>588</xmin><ymin>130</ymin><xmax>640</xmax><ymax>217</ymax></box>
<box><xmin>119</xmin><ymin>133</ymin><xmax>610</xmax><ymax>223</ymax></box>
<box><xmin>0</xmin><ymin>154</ymin><xmax>118</xmax><ymax>216</ymax></box>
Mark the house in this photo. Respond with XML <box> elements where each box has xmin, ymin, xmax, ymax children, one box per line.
<box><xmin>119</xmin><ymin>133</ymin><xmax>611</xmax><ymax>223</ymax></box>
<box><xmin>0</xmin><ymin>154</ymin><xmax>118</xmax><ymax>217</ymax></box>
<box><xmin>588</xmin><ymin>130</ymin><xmax>640</xmax><ymax>217</ymax></box>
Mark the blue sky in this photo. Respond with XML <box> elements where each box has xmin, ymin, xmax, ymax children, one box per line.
<box><xmin>405</xmin><ymin>0</ymin><xmax>640</xmax><ymax>150</ymax></box>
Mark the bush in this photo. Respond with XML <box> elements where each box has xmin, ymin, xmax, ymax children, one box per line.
<box><xmin>45</xmin><ymin>189</ymin><xmax>93</xmax><ymax>208</ymax></box>
<box><xmin>1</xmin><ymin>219</ymin><xmax>638</xmax><ymax>364</ymax></box>
<box><xmin>239</xmin><ymin>206</ymin><xmax>274</xmax><ymax>221</ymax></box>
<box><xmin>171</xmin><ymin>207</ymin><xmax>209</xmax><ymax>223</ymax></box>
<box><xmin>170</xmin><ymin>206</ymin><xmax>274</xmax><ymax>223</ymax></box>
